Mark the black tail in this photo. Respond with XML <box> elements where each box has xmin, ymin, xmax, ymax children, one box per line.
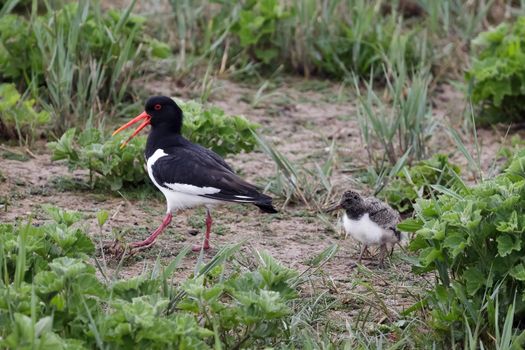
<box><xmin>255</xmin><ymin>203</ymin><xmax>278</xmax><ymax>213</ymax></box>
<box><xmin>255</xmin><ymin>200</ymin><xmax>278</xmax><ymax>213</ymax></box>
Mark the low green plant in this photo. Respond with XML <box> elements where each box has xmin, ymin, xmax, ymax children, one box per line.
<box><xmin>497</xmin><ymin>136</ymin><xmax>525</xmax><ymax>174</ymax></box>
<box><xmin>48</xmin><ymin>100</ymin><xmax>260</xmax><ymax>190</ymax></box>
<box><xmin>0</xmin><ymin>208</ymin><xmax>338</xmax><ymax>349</ymax></box>
<box><xmin>459</xmin><ymin>295</ymin><xmax>525</xmax><ymax>349</ymax></box>
<box><xmin>177</xmin><ymin>99</ymin><xmax>259</xmax><ymax>156</ymax></box>
<box><xmin>466</xmin><ymin>16</ymin><xmax>525</xmax><ymax>124</ymax></box>
<box><xmin>0</xmin><ymin>13</ymin><xmax>41</xmax><ymax>84</ymax></box>
<box><xmin>0</xmin><ymin>83</ymin><xmax>50</xmax><ymax>145</ymax></box>
<box><xmin>380</xmin><ymin>154</ymin><xmax>461</xmax><ymax>213</ymax></box>
<box><xmin>231</xmin><ymin>0</ymin><xmax>290</xmax><ymax>65</ymax></box>
<box><xmin>3</xmin><ymin>208</ymin><xmax>91</xmax><ymax>264</ymax></box>
<box><xmin>166</xmin><ymin>0</ymin><xmax>232</xmax><ymax>70</ymax></box>
<box><xmin>48</xmin><ymin>128</ymin><xmax>146</xmax><ymax>191</ymax></box>
<box><xmin>400</xmin><ymin>150</ymin><xmax>525</xmax><ymax>344</ymax></box>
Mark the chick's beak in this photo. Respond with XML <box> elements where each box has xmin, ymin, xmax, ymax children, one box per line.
<box><xmin>112</xmin><ymin>111</ymin><xmax>151</xmax><ymax>148</ymax></box>
<box><xmin>324</xmin><ymin>202</ymin><xmax>342</xmax><ymax>213</ymax></box>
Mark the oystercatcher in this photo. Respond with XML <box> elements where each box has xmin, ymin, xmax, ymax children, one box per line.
<box><xmin>112</xmin><ymin>96</ymin><xmax>277</xmax><ymax>252</ymax></box>
<box><xmin>325</xmin><ymin>190</ymin><xmax>401</xmax><ymax>267</ymax></box>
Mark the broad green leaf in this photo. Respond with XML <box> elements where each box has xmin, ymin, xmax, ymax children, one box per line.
<box><xmin>510</xmin><ymin>263</ymin><xmax>525</xmax><ymax>281</ymax></box>
<box><xmin>149</xmin><ymin>39</ymin><xmax>171</xmax><ymax>59</ymax></box>
<box><xmin>420</xmin><ymin>247</ymin><xmax>442</xmax><ymax>267</ymax></box>
<box><xmin>496</xmin><ymin>210</ymin><xmax>520</xmax><ymax>233</ymax></box>
<box><xmin>443</xmin><ymin>231</ymin><xmax>468</xmax><ymax>258</ymax></box>
<box><xmin>49</xmin><ymin>257</ymin><xmax>91</xmax><ymax>278</ymax></box>
<box><xmin>96</xmin><ymin>210</ymin><xmax>109</xmax><ymax>227</ymax></box>
<box><xmin>463</xmin><ymin>267</ymin><xmax>485</xmax><ymax>296</ymax></box>
<box><xmin>496</xmin><ymin>234</ymin><xmax>521</xmax><ymax>257</ymax></box>
<box><xmin>397</xmin><ymin>218</ymin><xmax>423</xmax><ymax>232</ymax></box>
<box><xmin>34</xmin><ymin>271</ymin><xmax>64</xmax><ymax>294</ymax></box>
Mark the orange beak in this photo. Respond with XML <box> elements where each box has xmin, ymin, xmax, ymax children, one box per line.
<box><xmin>112</xmin><ymin>111</ymin><xmax>151</xmax><ymax>148</ymax></box>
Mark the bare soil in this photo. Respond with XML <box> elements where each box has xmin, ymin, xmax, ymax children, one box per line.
<box><xmin>0</xmin><ymin>76</ymin><xmax>520</xmax><ymax>327</ymax></box>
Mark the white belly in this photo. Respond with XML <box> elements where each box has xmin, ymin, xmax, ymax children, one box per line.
<box><xmin>158</xmin><ymin>189</ymin><xmax>221</xmax><ymax>212</ymax></box>
<box><xmin>342</xmin><ymin>213</ymin><xmax>394</xmax><ymax>245</ymax></box>
<box><xmin>146</xmin><ymin>149</ymin><xmax>223</xmax><ymax>212</ymax></box>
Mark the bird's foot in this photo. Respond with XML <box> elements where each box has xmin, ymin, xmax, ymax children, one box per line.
<box><xmin>103</xmin><ymin>240</ymin><xmax>130</xmax><ymax>260</ymax></box>
<box><xmin>123</xmin><ymin>238</ymin><xmax>160</xmax><ymax>256</ymax></box>
<box><xmin>354</xmin><ymin>260</ymin><xmax>385</xmax><ymax>269</ymax></box>
<box><xmin>378</xmin><ymin>255</ymin><xmax>392</xmax><ymax>269</ymax></box>
<box><xmin>192</xmin><ymin>243</ymin><xmax>211</xmax><ymax>252</ymax></box>
<box><xmin>361</xmin><ymin>248</ymin><xmax>372</xmax><ymax>258</ymax></box>
<box><xmin>129</xmin><ymin>239</ymin><xmax>157</xmax><ymax>250</ymax></box>
<box><xmin>102</xmin><ymin>239</ymin><xmax>157</xmax><ymax>259</ymax></box>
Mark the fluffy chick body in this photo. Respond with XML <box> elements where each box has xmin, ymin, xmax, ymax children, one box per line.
<box><xmin>342</xmin><ymin>197</ymin><xmax>400</xmax><ymax>246</ymax></box>
<box><xmin>333</xmin><ymin>191</ymin><xmax>401</xmax><ymax>267</ymax></box>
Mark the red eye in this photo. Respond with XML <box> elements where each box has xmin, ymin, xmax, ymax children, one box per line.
<box><xmin>154</xmin><ymin>104</ymin><xmax>162</xmax><ymax>110</ymax></box>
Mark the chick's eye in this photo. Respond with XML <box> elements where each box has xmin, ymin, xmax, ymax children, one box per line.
<box><xmin>154</xmin><ymin>104</ymin><xmax>162</xmax><ymax>111</ymax></box>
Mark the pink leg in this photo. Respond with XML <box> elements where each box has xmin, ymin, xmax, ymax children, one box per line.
<box><xmin>130</xmin><ymin>213</ymin><xmax>173</xmax><ymax>249</ymax></box>
<box><xmin>192</xmin><ymin>209</ymin><xmax>212</xmax><ymax>252</ymax></box>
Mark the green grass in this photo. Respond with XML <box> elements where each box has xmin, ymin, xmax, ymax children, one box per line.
<box><xmin>0</xmin><ymin>211</ymin><xmax>347</xmax><ymax>349</ymax></box>
<box><xmin>353</xmin><ymin>63</ymin><xmax>434</xmax><ymax>168</ymax></box>
<box><xmin>165</xmin><ymin>0</ymin><xmax>431</xmax><ymax>81</ymax></box>
<box><xmin>0</xmin><ymin>0</ymin><xmax>170</xmax><ymax>135</ymax></box>
<box><xmin>2</xmin><ymin>149</ymin><xmax>30</xmax><ymax>161</ymax></box>
<box><xmin>253</xmin><ymin>131</ymin><xmax>337</xmax><ymax>210</ymax></box>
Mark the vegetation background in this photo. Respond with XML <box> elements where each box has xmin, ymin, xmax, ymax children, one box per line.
<box><xmin>1</xmin><ymin>0</ymin><xmax>525</xmax><ymax>348</ymax></box>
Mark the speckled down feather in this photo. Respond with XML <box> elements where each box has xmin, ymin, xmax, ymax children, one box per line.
<box><xmin>363</xmin><ymin>197</ymin><xmax>400</xmax><ymax>229</ymax></box>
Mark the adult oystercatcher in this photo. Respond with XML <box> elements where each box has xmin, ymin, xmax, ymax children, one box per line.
<box><xmin>325</xmin><ymin>190</ymin><xmax>401</xmax><ymax>268</ymax></box>
<box><xmin>113</xmin><ymin>96</ymin><xmax>277</xmax><ymax>252</ymax></box>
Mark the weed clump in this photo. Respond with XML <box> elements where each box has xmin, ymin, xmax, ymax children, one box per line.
<box><xmin>466</xmin><ymin>17</ymin><xmax>525</xmax><ymax>124</ymax></box>
<box><xmin>0</xmin><ymin>2</ymin><xmax>170</xmax><ymax>133</ymax></box>
<box><xmin>171</xmin><ymin>0</ymin><xmax>425</xmax><ymax>79</ymax></box>
<box><xmin>0</xmin><ymin>83</ymin><xmax>49</xmax><ymax>145</ymax></box>
<box><xmin>380</xmin><ymin>154</ymin><xmax>461</xmax><ymax>213</ymax></box>
<box><xmin>0</xmin><ymin>207</ymin><xmax>336</xmax><ymax>349</ymax></box>
<box><xmin>401</xmin><ymin>150</ymin><xmax>525</xmax><ymax>346</ymax></box>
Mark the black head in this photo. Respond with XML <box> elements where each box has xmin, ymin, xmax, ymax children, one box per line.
<box><xmin>340</xmin><ymin>190</ymin><xmax>364</xmax><ymax>209</ymax></box>
<box><xmin>112</xmin><ymin>96</ymin><xmax>184</xmax><ymax>147</ymax></box>
<box><xmin>324</xmin><ymin>190</ymin><xmax>364</xmax><ymax>213</ymax></box>
<box><xmin>338</xmin><ymin>190</ymin><xmax>366</xmax><ymax>216</ymax></box>
<box><xmin>144</xmin><ymin>96</ymin><xmax>183</xmax><ymax>131</ymax></box>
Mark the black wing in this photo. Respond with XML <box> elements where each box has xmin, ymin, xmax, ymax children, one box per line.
<box><xmin>187</xmin><ymin>142</ymin><xmax>234</xmax><ymax>173</ymax></box>
<box><xmin>151</xmin><ymin>146</ymin><xmax>276</xmax><ymax>211</ymax></box>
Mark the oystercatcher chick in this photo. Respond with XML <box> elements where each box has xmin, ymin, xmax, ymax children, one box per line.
<box><xmin>112</xmin><ymin>96</ymin><xmax>277</xmax><ymax>253</ymax></box>
<box><xmin>325</xmin><ymin>190</ymin><xmax>401</xmax><ymax>268</ymax></box>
